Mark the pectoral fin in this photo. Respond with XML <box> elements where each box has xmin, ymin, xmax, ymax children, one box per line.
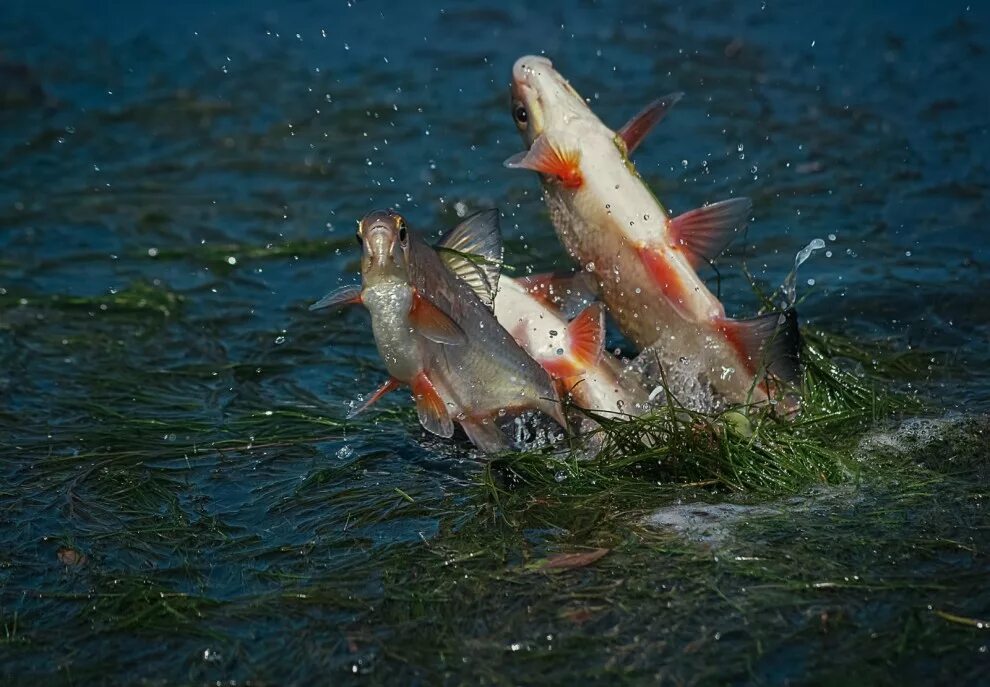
<box><xmin>504</xmin><ymin>134</ymin><xmax>583</xmax><ymax>189</ymax></box>
<box><xmin>410</xmin><ymin>292</ymin><xmax>467</xmax><ymax>345</ymax></box>
<box><xmin>617</xmin><ymin>92</ymin><xmax>683</xmax><ymax>154</ymax></box>
<box><xmin>669</xmin><ymin>197</ymin><xmax>752</xmax><ymax>268</ymax></box>
<box><xmin>309</xmin><ymin>284</ymin><xmax>362</xmax><ymax>312</ymax></box>
<box><xmin>411</xmin><ymin>371</ymin><xmax>454</xmax><ymax>438</ymax></box>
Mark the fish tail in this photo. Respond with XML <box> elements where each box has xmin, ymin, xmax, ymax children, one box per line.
<box><xmin>716</xmin><ymin>308</ymin><xmax>802</xmax><ymax>383</ymax></box>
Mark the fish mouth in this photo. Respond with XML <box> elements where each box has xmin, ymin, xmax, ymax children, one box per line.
<box><xmin>512</xmin><ymin>55</ymin><xmax>553</xmax><ymax>88</ymax></box>
<box><xmin>364</xmin><ymin>224</ymin><xmax>395</xmax><ymax>269</ymax></box>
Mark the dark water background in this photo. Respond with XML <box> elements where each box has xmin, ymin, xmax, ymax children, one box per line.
<box><xmin>1</xmin><ymin>1</ymin><xmax>988</xmax><ymax>684</ymax></box>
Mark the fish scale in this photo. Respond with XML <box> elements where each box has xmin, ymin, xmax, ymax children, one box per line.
<box><xmin>507</xmin><ymin>55</ymin><xmax>801</xmax><ymax>407</ymax></box>
<box><xmin>312</xmin><ymin>208</ymin><xmax>566</xmax><ymax>451</ymax></box>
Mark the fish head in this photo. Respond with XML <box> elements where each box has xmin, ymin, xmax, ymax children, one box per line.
<box><xmin>510</xmin><ymin>55</ymin><xmax>595</xmax><ymax>146</ymax></box>
<box><xmin>357</xmin><ymin>208</ymin><xmax>412</xmax><ymax>284</ymax></box>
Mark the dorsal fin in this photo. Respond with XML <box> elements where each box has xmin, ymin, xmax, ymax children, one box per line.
<box><xmin>435</xmin><ymin>208</ymin><xmax>503</xmax><ymax>310</ymax></box>
<box><xmin>617</xmin><ymin>92</ymin><xmax>683</xmax><ymax>154</ymax></box>
<box><xmin>668</xmin><ymin>197</ymin><xmax>752</xmax><ymax>268</ymax></box>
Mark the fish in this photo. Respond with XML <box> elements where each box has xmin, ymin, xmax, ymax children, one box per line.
<box><xmin>311</xmin><ymin>208</ymin><xmax>567</xmax><ymax>451</ymax></box>
<box><xmin>493</xmin><ymin>274</ymin><xmax>649</xmax><ymax>419</ymax></box>
<box><xmin>504</xmin><ymin>55</ymin><xmax>800</xmax><ymax>407</ymax></box>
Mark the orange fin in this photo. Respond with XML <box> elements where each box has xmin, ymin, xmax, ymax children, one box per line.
<box><xmin>617</xmin><ymin>92</ymin><xmax>683</xmax><ymax>154</ymax></box>
<box><xmin>539</xmin><ymin>303</ymin><xmax>605</xmax><ymax>380</ymax></box>
<box><xmin>567</xmin><ymin>302</ymin><xmax>605</xmax><ymax>369</ymax></box>
<box><xmin>669</xmin><ymin>198</ymin><xmax>752</xmax><ymax>268</ymax></box>
<box><xmin>409</xmin><ymin>292</ymin><xmax>466</xmax><ymax>345</ymax></box>
<box><xmin>411</xmin><ymin>372</ymin><xmax>454</xmax><ymax>437</ymax></box>
<box><xmin>309</xmin><ymin>284</ymin><xmax>362</xmax><ymax>312</ymax></box>
<box><xmin>717</xmin><ymin>309</ymin><xmax>801</xmax><ymax>382</ymax></box>
<box><xmin>634</xmin><ymin>245</ymin><xmax>693</xmax><ymax>320</ymax></box>
<box><xmin>503</xmin><ymin>134</ymin><xmax>583</xmax><ymax>189</ymax></box>
<box><xmin>347</xmin><ymin>377</ymin><xmax>401</xmax><ymax>419</ymax></box>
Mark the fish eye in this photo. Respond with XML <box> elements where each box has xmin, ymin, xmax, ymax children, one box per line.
<box><xmin>512</xmin><ymin>103</ymin><xmax>528</xmax><ymax>126</ymax></box>
<box><xmin>398</xmin><ymin>225</ymin><xmax>408</xmax><ymax>244</ymax></box>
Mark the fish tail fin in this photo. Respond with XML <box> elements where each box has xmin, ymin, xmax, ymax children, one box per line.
<box><xmin>669</xmin><ymin>197</ymin><xmax>752</xmax><ymax>267</ymax></box>
<box><xmin>719</xmin><ymin>308</ymin><xmax>802</xmax><ymax>383</ymax></box>
<box><xmin>411</xmin><ymin>372</ymin><xmax>454</xmax><ymax>438</ymax></box>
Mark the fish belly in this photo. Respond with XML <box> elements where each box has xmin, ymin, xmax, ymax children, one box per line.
<box><xmin>363</xmin><ymin>282</ymin><xmax>423</xmax><ymax>384</ymax></box>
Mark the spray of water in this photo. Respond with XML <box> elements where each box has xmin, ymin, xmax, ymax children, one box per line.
<box><xmin>782</xmin><ymin>238</ymin><xmax>826</xmax><ymax>307</ymax></box>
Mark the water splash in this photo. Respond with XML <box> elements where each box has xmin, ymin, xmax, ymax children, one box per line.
<box><xmin>782</xmin><ymin>238</ymin><xmax>826</xmax><ymax>307</ymax></box>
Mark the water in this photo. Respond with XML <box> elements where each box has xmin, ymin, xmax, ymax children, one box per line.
<box><xmin>1</xmin><ymin>1</ymin><xmax>988</xmax><ymax>684</ymax></box>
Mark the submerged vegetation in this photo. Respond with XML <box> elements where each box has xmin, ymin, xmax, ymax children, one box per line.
<box><xmin>3</xmin><ymin>0</ymin><xmax>989</xmax><ymax>683</ymax></box>
<box><xmin>8</xmin><ymin>285</ymin><xmax>985</xmax><ymax>684</ymax></box>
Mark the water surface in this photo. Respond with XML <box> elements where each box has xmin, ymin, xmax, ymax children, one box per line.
<box><xmin>1</xmin><ymin>1</ymin><xmax>988</xmax><ymax>684</ymax></box>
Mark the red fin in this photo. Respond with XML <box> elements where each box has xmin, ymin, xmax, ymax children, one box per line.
<box><xmin>617</xmin><ymin>92</ymin><xmax>683</xmax><ymax>154</ymax></box>
<box><xmin>409</xmin><ymin>292</ymin><xmax>466</xmax><ymax>345</ymax></box>
<box><xmin>567</xmin><ymin>302</ymin><xmax>605</xmax><ymax>370</ymax></box>
<box><xmin>717</xmin><ymin>309</ymin><xmax>801</xmax><ymax>382</ymax></box>
<box><xmin>309</xmin><ymin>284</ymin><xmax>362</xmax><ymax>312</ymax></box>
<box><xmin>540</xmin><ymin>356</ymin><xmax>585</xmax><ymax>380</ymax></box>
<box><xmin>411</xmin><ymin>372</ymin><xmax>454</xmax><ymax>437</ymax></box>
<box><xmin>537</xmin><ymin>303</ymin><xmax>605</xmax><ymax>380</ymax></box>
<box><xmin>669</xmin><ymin>198</ymin><xmax>752</xmax><ymax>268</ymax></box>
<box><xmin>503</xmin><ymin>134</ymin><xmax>583</xmax><ymax>189</ymax></box>
<box><xmin>347</xmin><ymin>377</ymin><xmax>401</xmax><ymax>419</ymax></box>
<box><xmin>634</xmin><ymin>245</ymin><xmax>693</xmax><ymax>320</ymax></box>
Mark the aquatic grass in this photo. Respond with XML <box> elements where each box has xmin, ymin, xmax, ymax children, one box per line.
<box><xmin>0</xmin><ymin>280</ymin><xmax>184</xmax><ymax>317</ymax></box>
<box><xmin>479</xmin><ymin>324</ymin><xmax>924</xmax><ymax>510</ymax></box>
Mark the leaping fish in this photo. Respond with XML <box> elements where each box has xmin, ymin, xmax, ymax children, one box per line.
<box><xmin>311</xmin><ymin>208</ymin><xmax>567</xmax><ymax>451</ymax></box>
<box><xmin>504</xmin><ymin>55</ymin><xmax>800</xmax><ymax>407</ymax></box>
<box><xmin>493</xmin><ymin>274</ymin><xmax>649</xmax><ymax>419</ymax></box>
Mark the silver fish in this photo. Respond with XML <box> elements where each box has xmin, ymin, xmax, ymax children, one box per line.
<box><xmin>493</xmin><ymin>274</ymin><xmax>648</xmax><ymax>418</ymax></box>
<box><xmin>505</xmin><ymin>55</ymin><xmax>800</xmax><ymax>407</ymax></box>
<box><xmin>312</xmin><ymin>208</ymin><xmax>566</xmax><ymax>451</ymax></box>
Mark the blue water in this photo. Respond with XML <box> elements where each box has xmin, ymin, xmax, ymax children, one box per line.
<box><xmin>1</xmin><ymin>1</ymin><xmax>988</xmax><ymax>684</ymax></box>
